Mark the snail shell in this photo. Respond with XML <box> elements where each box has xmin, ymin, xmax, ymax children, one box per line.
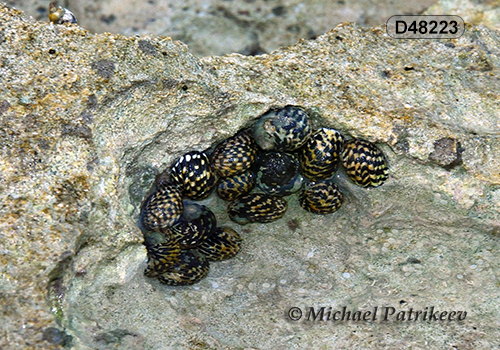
<box><xmin>48</xmin><ymin>2</ymin><xmax>77</xmax><ymax>24</ymax></box>
<box><xmin>156</xmin><ymin>249</ymin><xmax>210</xmax><ymax>286</ymax></box>
<box><xmin>299</xmin><ymin>179</ymin><xmax>343</xmax><ymax>214</ymax></box>
<box><xmin>171</xmin><ymin>151</ymin><xmax>217</xmax><ymax>200</ymax></box>
<box><xmin>198</xmin><ymin>227</ymin><xmax>242</xmax><ymax>261</ymax></box>
<box><xmin>254</xmin><ymin>151</ymin><xmax>303</xmax><ymax>196</ymax></box>
<box><xmin>341</xmin><ymin>139</ymin><xmax>389</xmax><ymax>188</ymax></box>
<box><xmin>217</xmin><ymin>170</ymin><xmax>256</xmax><ymax>201</ymax></box>
<box><xmin>140</xmin><ymin>184</ymin><xmax>183</xmax><ymax>233</ymax></box>
<box><xmin>144</xmin><ymin>241</ymin><xmax>181</xmax><ymax>278</ymax></box>
<box><xmin>227</xmin><ymin>193</ymin><xmax>288</xmax><ymax>225</ymax></box>
<box><xmin>210</xmin><ymin>129</ymin><xmax>258</xmax><ymax>178</ymax></box>
<box><xmin>252</xmin><ymin>106</ymin><xmax>312</xmax><ymax>151</ymax></box>
<box><xmin>298</xmin><ymin>128</ymin><xmax>344</xmax><ymax>181</ymax></box>
<box><xmin>170</xmin><ymin>202</ymin><xmax>217</xmax><ymax>249</ymax></box>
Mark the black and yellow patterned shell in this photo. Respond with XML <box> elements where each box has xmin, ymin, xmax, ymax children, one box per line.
<box><xmin>210</xmin><ymin>129</ymin><xmax>258</xmax><ymax>178</ymax></box>
<box><xmin>170</xmin><ymin>202</ymin><xmax>217</xmax><ymax>249</ymax></box>
<box><xmin>341</xmin><ymin>139</ymin><xmax>389</xmax><ymax>188</ymax></box>
<box><xmin>140</xmin><ymin>184</ymin><xmax>183</xmax><ymax>233</ymax></box>
<box><xmin>298</xmin><ymin>128</ymin><xmax>344</xmax><ymax>181</ymax></box>
<box><xmin>156</xmin><ymin>249</ymin><xmax>210</xmax><ymax>286</ymax></box>
<box><xmin>217</xmin><ymin>170</ymin><xmax>256</xmax><ymax>201</ymax></box>
<box><xmin>299</xmin><ymin>179</ymin><xmax>343</xmax><ymax>214</ymax></box>
<box><xmin>227</xmin><ymin>193</ymin><xmax>288</xmax><ymax>225</ymax></box>
<box><xmin>171</xmin><ymin>151</ymin><xmax>218</xmax><ymax>200</ymax></box>
<box><xmin>252</xmin><ymin>106</ymin><xmax>312</xmax><ymax>151</ymax></box>
<box><xmin>198</xmin><ymin>227</ymin><xmax>242</xmax><ymax>261</ymax></box>
<box><xmin>144</xmin><ymin>240</ymin><xmax>181</xmax><ymax>278</ymax></box>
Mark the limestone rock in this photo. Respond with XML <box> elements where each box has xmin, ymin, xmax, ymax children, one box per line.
<box><xmin>1</xmin><ymin>4</ymin><xmax>500</xmax><ymax>349</ymax></box>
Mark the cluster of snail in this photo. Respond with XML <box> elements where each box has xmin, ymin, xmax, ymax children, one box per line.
<box><xmin>139</xmin><ymin>106</ymin><xmax>388</xmax><ymax>286</ymax></box>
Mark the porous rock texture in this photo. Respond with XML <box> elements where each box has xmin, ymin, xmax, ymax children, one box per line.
<box><xmin>1</xmin><ymin>4</ymin><xmax>500</xmax><ymax>349</ymax></box>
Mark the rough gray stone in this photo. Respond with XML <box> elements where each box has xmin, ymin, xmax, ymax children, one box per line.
<box><xmin>1</xmin><ymin>3</ymin><xmax>500</xmax><ymax>349</ymax></box>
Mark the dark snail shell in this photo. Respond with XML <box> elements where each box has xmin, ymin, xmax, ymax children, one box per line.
<box><xmin>298</xmin><ymin>128</ymin><xmax>344</xmax><ymax>181</ymax></box>
<box><xmin>171</xmin><ymin>151</ymin><xmax>217</xmax><ymax>200</ymax></box>
<box><xmin>341</xmin><ymin>139</ymin><xmax>389</xmax><ymax>188</ymax></box>
<box><xmin>252</xmin><ymin>106</ymin><xmax>312</xmax><ymax>151</ymax></box>
<box><xmin>217</xmin><ymin>170</ymin><xmax>256</xmax><ymax>201</ymax></box>
<box><xmin>144</xmin><ymin>241</ymin><xmax>182</xmax><ymax>278</ymax></box>
<box><xmin>170</xmin><ymin>202</ymin><xmax>217</xmax><ymax>249</ymax></box>
<box><xmin>299</xmin><ymin>179</ymin><xmax>343</xmax><ymax>214</ymax></box>
<box><xmin>227</xmin><ymin>193</ymin><xmax>288</xmax><ymax>225</ymax></box>
<box><xmin>198</xmin><ymin>227</ymin><xmax>242</xmax><ymax>261</ymax></box>
<box><xmin>210</xmin><ymin>129</ymin><xmax>258</xmax><ymax>178</ymax></box>
<box><xmin>254</xmin><ymin>151</ymin><xmax>303</xmax><ymax>196</ymax></box>
<box><xmin>140</xmin><ymin>184</ymin><xmax>183</xmax><ymax>233</ymax></box>
<box><xmin>156</xmin><ymin>249</ymin><xmax>209</xmax><ymax>286</ymax></box>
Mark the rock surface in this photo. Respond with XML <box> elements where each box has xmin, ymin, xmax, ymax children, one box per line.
<box><xmin>16</xmin><ymin>0</ymin><xmax>438</xmax><ymax>56</ymax></box>
<box><xmin>1</xmin><ymin>3</ymin><xmax>500</xmax><ymax>349</ymax></box>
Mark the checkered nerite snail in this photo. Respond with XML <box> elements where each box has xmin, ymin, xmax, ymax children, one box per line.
<box><xmin>252</xmin><ymin>106</ymin><xmax>312</xmax><ymax>151</ymax></box>
<box><xmin>299</xmin><ymin>178</ymin><xmax>343</xmax><ymax>214</ymax></box>
<box><xmin>342</xmin><ymin>139</ymin><xmax>389</xmax><ymax>188</ymax></box>
<box><xmin>138</xmin><ymin>105</ymin><xmax>389</xmax><ymax>285</ymax></box>
<box><xmin>217</xmin><ymin>170</ymin><xmax>256</xmax><ymax>201</ymax></box>
<box><xmin>198</xmin><ymin>227</ymin><xmax>243</xmax><ymax>261</ymax></box>
<box><xmin>171</xmin><ymin>151</ymin><xmax>218</xmax><ymax>200</ymax></box>
<box><xmin>155</xmin><ymin>249</ymin><xmax>210</xmax><ymax>286</ymax></box>
<box><xmin>210</xmin><ymin>129</ymin><xmax>258</xmax><ymax>177</ymax></box>
<box><xmin>227</xmin><ymin>193</ymin><xmax>288</xmax><ymax>225</ymax></box>
<box><xmin>170</xmin><ymin>202</ymin><xmax>217</xmax><ymax>249</ymax></box>
<box><xmin>298</xmin><ymin>128</ymin><xmax>344</xmax><ymax>181</ymax></box>
<box><xmin>141</xmin><ymin>184</ymin><xmax>183</xmax><ymax>233</ymax></box>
